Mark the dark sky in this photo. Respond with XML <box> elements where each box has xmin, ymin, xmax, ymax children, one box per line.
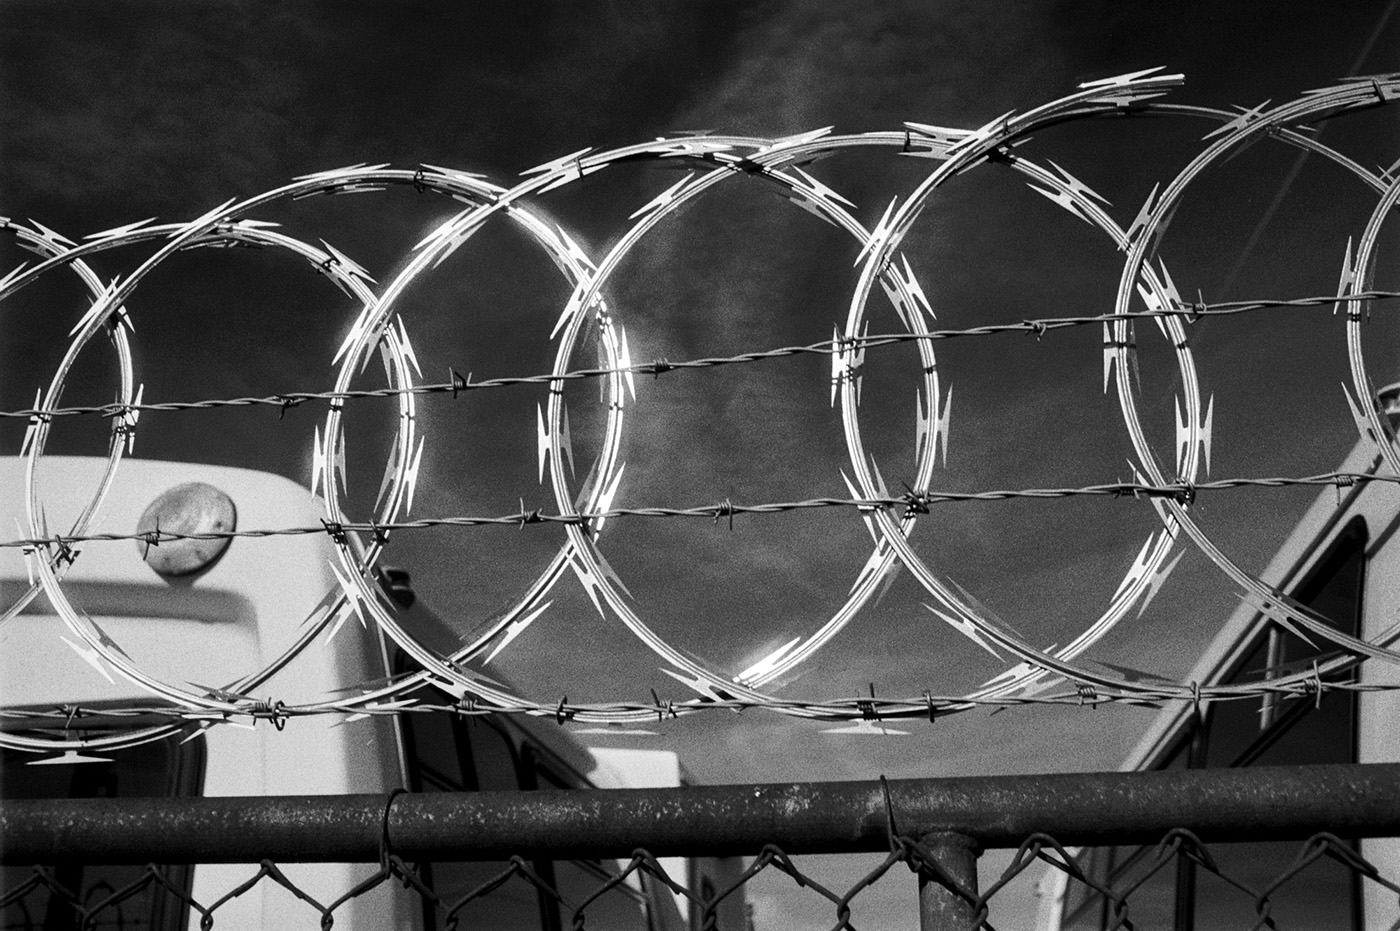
<box><xmin>4</xmin><ymin>2</ymin><xmax>1399</xmax><ymax>924</ymax></box>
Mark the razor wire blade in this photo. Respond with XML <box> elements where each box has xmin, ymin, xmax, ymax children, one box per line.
<box><xmin>3</xmin><ymin>67</ymin><xmax>1400</xmax><ymax>752</ymax></box>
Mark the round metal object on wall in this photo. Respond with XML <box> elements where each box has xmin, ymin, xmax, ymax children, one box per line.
<box><xmin>136</xmin><ymin>482</ymin><xmax>237</xmax><ymax>577</ymax></box>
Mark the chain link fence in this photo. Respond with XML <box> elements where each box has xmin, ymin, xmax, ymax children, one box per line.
<box><xmin>7</xmin><ymin>831</ymin><xmax>1395</xmax><ymax>931</ymax></box>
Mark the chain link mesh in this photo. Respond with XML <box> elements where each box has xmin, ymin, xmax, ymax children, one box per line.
<box><xmin>6</xmin><ymin>829</ymin><xmax>1399</xmax><ymax>930</ymax></box>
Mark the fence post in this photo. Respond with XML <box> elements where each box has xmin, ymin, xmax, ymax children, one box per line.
<box><xmin>917</xmin><ymin>831</ymin><xmax>979</xmax><ymax>931</ymax></box>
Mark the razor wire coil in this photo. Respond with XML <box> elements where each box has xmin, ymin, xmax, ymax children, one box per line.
<box><xmin>4</xmin><ymin>68</ymin><xmax>1400</xmax><ymax>751</ymax></box>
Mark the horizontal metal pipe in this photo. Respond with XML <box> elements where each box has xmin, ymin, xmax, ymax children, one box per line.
<box><xmin>4</xmin><ymin>762</ymin><xmax>1399</xmax><ymax>865</ymax></box>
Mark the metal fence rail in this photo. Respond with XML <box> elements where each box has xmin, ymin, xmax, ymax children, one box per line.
<box><xmin>8</xmin><ymin>763</ymin><xmax>1400</xmax><ymax>863</ymax></box>
<box><xmin>6</xmin><ymin>763</ymin><xmax>1400</xmax><ymax>930</ymax></box>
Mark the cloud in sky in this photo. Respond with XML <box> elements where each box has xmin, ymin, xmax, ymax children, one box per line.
<box><xmin>1</xmin><ymin>3</ymin><xmax>316</xmax><ymax>212</ymax></box>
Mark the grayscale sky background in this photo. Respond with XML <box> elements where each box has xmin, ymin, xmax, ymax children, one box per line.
<box><xmin>4</xmin><ymin>2</ymin><xmax>1399</xmax><ymax>925</ymax></box>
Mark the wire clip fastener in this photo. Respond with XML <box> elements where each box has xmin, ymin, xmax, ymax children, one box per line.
<box><xmin>901</xmin><ymin>486</ymin><xmax>932</xmax><ymax>517</ymax></box>
<box><xmin>368</xmin><ymin>521</ymin><xmax>391</xmax><ymax>547</ymax></box>
<box><xmin>924</xmin><ymin>691</ymin><xmax>939</xmax><ymax>723</ymax></box>
<box><xmin>320</xmin><ymin>519</ymin><xmax>348</xmax><ymax>546</ymax></box>
<box><xmin>1171</xmin><ymin>479</ymin><xmax>1197</xmax><ymax>507</ymax></box>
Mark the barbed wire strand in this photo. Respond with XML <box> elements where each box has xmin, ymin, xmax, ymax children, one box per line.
<box><xmin>2</xmin><ymin>470</ymin><xmax>1395</xmax><ymax>551</ymax></box>
<box><xmin>0</xmin><ymin>667</ymin><xmax>1385</xmax><ymax>727</ymax></box>
<box><xmin>3</xmin><ymin>288</ymin><xmax>1397</xmax><ymax>422</ymax></box>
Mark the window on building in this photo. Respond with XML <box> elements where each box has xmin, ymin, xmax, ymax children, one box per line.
<box><xmin>1059</xmin><ymin>518</ymin><xmax>1366</xmax><ymax>931</ymax></box>
<box><xmin>0</xmin><ymin>730</ymin><xmax>205</xmax><ymax>931</ymax></box>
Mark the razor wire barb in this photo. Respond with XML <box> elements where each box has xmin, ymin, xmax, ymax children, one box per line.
<box><xmin>3</xmin><ymin>288</ymin><xmax>1400</xmax><ymax>423</ymax></box>
<box><xmin>6</xmin><ymin>68</ymin><xmax>1400</xmax><ymax>748</ymax></box>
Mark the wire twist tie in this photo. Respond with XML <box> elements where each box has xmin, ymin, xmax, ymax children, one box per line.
<box><xmin>1076</xmin><ymin>683</ymin><xmax>1097</xmax><ymax>706</ymax></box>
<box><xmin>555</xmin><ymin>696</ymin><xmax>572</xmax><ymax>724</ymax></box>
<box><xmin>879</xmin><ymin>775</ymin><xmax>900</xmax><ymax>853</ymax></box>
<box><xmin>650</xmin><ymin>358</ymin><xmax>672</xmax><ymax>379</ymax></box>
<box><xmin>378</xmin><ymin>786</ymin><xmax>408</xmax><ymax>869</ymax></box>
<box><xmin>1025</xmin><ymin>320</ymin><xmax>1048</xmax><ymax>340</ymax></box>
<box><xmin>412</xmin><ymin>168</ymin><xmax>427</xmax><ymax>193</ymax></box>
